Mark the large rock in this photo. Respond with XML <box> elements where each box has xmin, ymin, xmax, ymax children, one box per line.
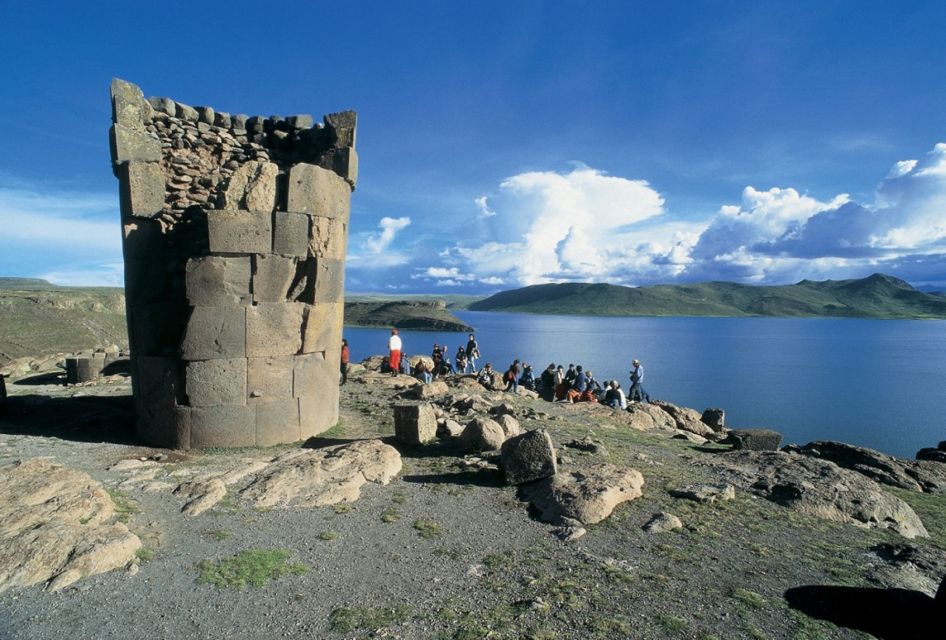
<box><xmin>866</xmin><ymin>542</ymin><xmax>946</xmax><ymax>598</ymax></box>
<box><xmin>519</xmin><ymin>464</ymin><xmax>645</xmax><ymax>525</ymax></box>
<box><xmin>701</xmin><ymin>407</ymin><xmax>726</xmax><ymax>430</ymax></box>
<box><xmin>726</xmin><ymin>429</ymin><xmax>783</xmax><ymax>451</ymax></box>
<box><xmin>242</xmin><ymin>440</ymin><xmax>401</xmax><ymax>508</ymax></box>
<box><xmin>496</xmin><ymin>414</ymin><xmax>523</xmax><ymax>439</ymax></box>
<box><xmin>393</xmin><ymin>403</ymin><xmax>438</xmax><ymax>445</ymax></box>
<box><xmin>460</xmin><ymin>417</ymin><xmax>507</xmax><ymax>452</ymax></box>
<box><xmin>917</xmin><ymin>446</ymin><xmax>946</xmax><ymax>464</ymax></box>
<box><xmin>785</xmin><ymin>440</ymin><xmax>946</xmax><ymax>494</ymax></box>
<box><xmin>643</xmin><ymin>511</ymin><xmax>683</xmax><ymax>533</ymax></box>
<box><xmin>712</xmin><ymin>450</ymin><xmax>928</xmax><ymax>539</ymax></box>
<box><xmin>500</xmin><ymin>430</ymin><xmax>557</xmax><ymax>485</ymax></box>
<box><xmin>651</xmin><ymin>401</ymin><xmax>717</xmax><ymax>438</ymax></box>
<box><xmin>0</xmin><ymin>458</ymin><xmax>142</xmax><ymax>592</ymax></box>
<box><xmin>410</xmin><ymin>380</ymin><xmax>449</xmax><ymax>400</ymax></box>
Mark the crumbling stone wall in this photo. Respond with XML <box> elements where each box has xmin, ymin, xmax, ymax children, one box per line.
<box><xmin>109</xmin><ymin>78</ymin><xmax>356</xmax><ymax>450</ymax></box>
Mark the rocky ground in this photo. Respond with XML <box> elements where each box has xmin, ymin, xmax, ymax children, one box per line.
<box><xmin>0</xmin><ymin>360</ymin><xmax>944</xmax><ymax>640</ymax></box>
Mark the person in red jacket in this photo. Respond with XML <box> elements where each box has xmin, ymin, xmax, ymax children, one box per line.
<box><xmin>340</xmin><ymin>338</ymin><xmax>350</xmax><ymax>385</ymax></box>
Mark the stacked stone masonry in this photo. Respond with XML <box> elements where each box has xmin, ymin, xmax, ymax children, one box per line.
<box><xmin>110</xmin><ymin>78</ymin><xmax>356</xmax><ymax>450</ymax></box>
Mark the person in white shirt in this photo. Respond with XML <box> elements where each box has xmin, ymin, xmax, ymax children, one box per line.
<box><xmin>629</xmin><ymin>359</ymin><xmax>650</xmax><ymax>403</ymax></box>
<box><xmin>388</xmin><ymin>329</ymin><xmax>402</xmax><ymax>376</ymax></box>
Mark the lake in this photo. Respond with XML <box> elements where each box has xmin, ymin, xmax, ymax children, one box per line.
<box><xmin>344</xmin><ymin>311</ymin><xmax>946</xmax><ymax>458</ymax></box>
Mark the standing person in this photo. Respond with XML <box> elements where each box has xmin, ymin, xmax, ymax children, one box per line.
<box><xmin>388</xmin><ymin>329</ymin><xmax>402</xmax><ymax>377</ymax></box>
<box><xmin>540</xmin><ymin>363</ymin><xmax>556</xmax><ymax>400</ymax></box>
<box><xmin>340</xmin><ymin>339</ymin><xmax>350</xmax><ymax>385</ymax></box>
<box><xmin>504</xmin><ymin>359</ymin><xmax>521</xmax><ymax>393</ymax></box>
<box><xmin>455</xmin><ymin>346</ymin><xmax>467</xmax><ymax>375</ymax></box>
<box><xmin>465</xmin><ymin>334</ymin><xmax>480</xmax><ymax>373</ymax></box>
<box><xmin>431</xmin><ymin>343</ymin><xmax>443</xmax><ymax>378</ymax></box>
<box><xmin>629</xmin><ymin>359</ymin><xmax>650</xmax><ymax>403</ymax></box>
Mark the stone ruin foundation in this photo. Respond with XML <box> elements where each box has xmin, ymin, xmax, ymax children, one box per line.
<box><xmin>109</xmin><ymin>78</ymin><xmax>356</xmax><ymax>449</ymax></box>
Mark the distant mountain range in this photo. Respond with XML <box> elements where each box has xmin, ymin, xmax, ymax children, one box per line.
<box><xmin>468</xmin><ymin>273</ymin><xmax>946</xmax><ymax>319</ymax></box>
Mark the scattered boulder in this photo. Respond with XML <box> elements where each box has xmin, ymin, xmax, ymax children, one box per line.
<box><xmin>489</xmin><ymin>402</ymin><xmax>516</xmax><ymax>418</ymax></box>
<box><xmin>460</xmin><ymin>417</ymin><xmax>507</xmax><ymax>452</ymax></box>
<box><xmin>410</xmin><ymin>380</ymin><xmax>449</xmax><ymax>400</ymax></box>
<box><xmin>672</xmin><ymin>431</ymin><xmax>708</xmax><ymax>445</ymax></box>
<box><xmin>451</xmin><ymin>394</ymin><xmax>492</xmax><ymax>415</ymax></box>
<box><xmin>866</xmin><ymin>542</ymin><xmax>946</xmax><ymax>598</ymax></box>
<box><xmin>712</xmin><ymin>450</ymin><xmax>928</xmax><ymax>539</ymax></box>
<box><xmin>700</xmin><ymin>407</ymin><xmax>726</xmax><ymax>430</ymax></box>
<box><xmin>643</xmin><ymin>511</ymin><xmax>683</xmax><ymax>533</ymax></box>
<box><xmin>670</xmin><ymin>483</ymin><xmax>735</xmax><ymax>503</ymax></box>
<box><xmin>243</xmin><ymin>440</ymin><xmax>402</xmax><ymax>508</ymax></box>
<box><xmin>916</xmin><ymin>441</ymin><xmax>946</xmax><ymax>464</ymax></box>
<box><xmin>726</xmin><ymin>429</ymin><xmax>783</xmax><ymax>451</ymax></box>
<box><xmin>393</xmin><ymin>403</ymin><xmax>438</xmax><ymax>445</ymax></box>
<box><xmin>0</xmin><ymin>458</ymin><xmax>142</xmax><ymax>592</ymax></box>
<box><xmin>554</xmin><ymin>519</ymin><xmax>586</xmax><ymax>542</ymax></box>
<box><xmin>520</xmin><ymin>464</ymin><xmax>645</xmax><ymax>525</ymax></box>
<box><xmin>785</xmin><ymin>440</ymin><xmax>946</xmax><ymax>493</ymax></box>
<box><xmin>496</xmin><ymin>414</ymin><xmax>523</xmax><ymax>439</ymax></box>
<box><xmin>651</xmin><ymin>401</ymin><xmax>716</xmax><ymax>438</ymax></box>
<box><xmin>174</xmin><ymin>478</ymin><xmax>227</xmax><ymax>517</ymax></box>
<box><xmin>500</xmin><ymin>430</ymin><xmax>557</xmax><ymax>485</ymax></box>
<box><xmin>439</xmin><ymin>419</ymin><xmax>464</xmax><ymax>438</ymax></box>
<box><xmin>563</xmin><ymin>437</ymin><xmax>607</xmax><ymax>455</ymax></box>
<box><xmin>515</xmin><ymin>387</ymin><xmax>540</xmax><ymax>399</ymax></box>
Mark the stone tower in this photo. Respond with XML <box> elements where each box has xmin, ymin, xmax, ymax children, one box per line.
<box><xmin>109</xmin><ymin>79</ymin><xmax>356</xmax><ymax>450</ymax></box>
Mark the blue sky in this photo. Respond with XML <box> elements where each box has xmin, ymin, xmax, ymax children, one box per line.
<box><xmin>2</xmin><ymin>1</ymin><xmax>946</xmax><ymax>291</ymax></box>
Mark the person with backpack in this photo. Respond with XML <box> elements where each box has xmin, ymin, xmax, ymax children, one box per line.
<box><xmin>504</xmin><ymin>359</ymin><xmax>521</xmax><ymax>393</ymax></box>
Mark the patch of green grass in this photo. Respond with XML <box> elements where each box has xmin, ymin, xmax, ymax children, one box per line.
<box><xmin>195</xmin><ymin>549</ymin><xmax>309</xmax><ymax>588</ymax></box>
<box><xmin>887</xmin><ymin>487</ymin><xmax>946</xmax><ymax>550</ymax></box>
<box><xmin>135</xmin><ymin>548</ymin><xmax>154</xmax><ymax>563</ymax></box>
<box><xmin>381</xmin><ymin>508</ymin><xmax>401</xmax><ymax>523</ymax></box>
<box><xmin>602</xmin><ymin>563</ymin><xmax>636</xmax><ymax>584</ymax></box>
<box><xmin>391</xmin><ymin>491</ymin><xmax>409</xmax><ymax>504</ymax></box>
<box><xmin>589</xmin><ymin>615</ymin><xmax>631</xmax><ymax>635</ymax></box>
<box><xmin>105</xmin><ymin>489</ymin><xmax>139</xmax><ymax>523</ymax></box>
<box><xmin>319</xmin><ymin>531</ymin><xmax>339</xmax><ymax>541</ymax></box>
<box><xmin>483</xmin><ymin>553</ymin><xmax>510</xmax><ymax>571</ymax></box>
<box><xmin>656</xmin><ymin>613</ymin><xmax>689</xmax><ymax>633</ymax></box>
<box><xmin>731</xmin><ymin>587</ymin><xmax>768</xmax><ymax>609</ymax></box>
<box><xmin>328</xmin><ymin>605</ymin><xmax>413</xmax><ymax>632</ymax></box>
<box><xmin>413</xmin><ymin>519</ymin><xmax>443</xmax><ymax>539</ymax></box>
<box><xmin>207</xmin><ymin>530</ymin><xmax>231</xmax><ymax>541</ymax></box>
<box><xmin>211</xmin><ymin>495</ymin><xmax>240</xmax><ymax>514</ymax></box>
<box><xmin>333</xmin><ymin>503</ymin><xmax>353</xmax><ymax>514</ymax></box>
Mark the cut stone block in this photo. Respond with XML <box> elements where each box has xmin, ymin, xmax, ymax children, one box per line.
<box><xmin>179</xmin><ymin>306</ymin><xmax>246</xmax><ymax>360</ymax></box>
<box><xmin>110</xmin><ymin>124</ymin><xmax>161</xmax><ymax>165</ymax></box>
<box><xmin>302</xmin><ymin>302</ymin><xmax>344</xmax><ymax>354</ymax></box>
<box><xmin>299</xmin><ymin>388</ymin><xmax>339</xmax><ymax>439</ymax></box>
<box><xmin>134</xmin><ymin>356</ymin><xmax>190</xmax><ymax>448</ymax></box>
<box><xmin>273</xmin><ymin>212</ymin><xmax>310</xmax><ymax>257</ymax></box>
<box><xmin>325</xmin><ymin>110</ymin><xmax>357</xmax><ymax>148</ymax></box>
<box><xmin>206</xmin><ymin>209</ymin><xmax>272</xmax><ymax>254</ymax></box>
<box><xmin>122</xmin><ymin>220</ymin><xmax>164</xmax><ymax>260</ymax></box>
<box><xmin>286</xmin><ymin>114</ymin><xmax>314</xmax><ymax>130</ymax></box>
<box><xmin>252</xmin><ymin>254</ymin><xmax>296</xmax><ymax>303</ymax></box>
<box><xmin>256</xmin><ymin>399</ymin><xmax>301</xmax><ymax>447</ymax></box>
<box><xmin>308</xmin><ymin>215</ymin><xmax>348</xmax><ymax>259</ymax></box>
<box><xmin>190</xmin><ymin>405</ymin><xmax>256</xmax><ymax>448</ymax></box>
<box><xmin>196</xmin><ymin>106</ymin><xmax>215</xmax><ymax>125</ymax></box>
<box><xmin>246</xmin><ymin>356</ymin><xmax>294</xmax><ymax>401</ymax></box>
<box><xmin>111</xmin><ymin>78</ymin><xmax>151</xmax><ymax>129</ymax></box>
<box><xmin>123</xmin><ymin>258</ymin><xmax>167</xmax><ymax>305</ymax></box>
<box><xmin>501</xmin><ymin>430</ymin><xmax>558</xmax><ymax>485</ymax></box>
<box><xmin>292</xmin><ymin>352</ymin><xmax>335</xmax><ymax>398</ymax></box>
<box><xmin>313</xmin><ymin>258</ymin><xmax>345</xmax><ymax>303</ymax></box>
<box><xmin>185</xmin><ymin>358</ymin><xmax>247</xmax><ymax>407</ymax></box>
<box><xmin>393</xmin><ymin>403</ymin><xmax>438</xmax><ymax>445</ymax></box>
<box><xmin>218</xmin><ymin>161</ymin><xmax>278</xmax><ymax>213</ymax></box>
<box><xmin>119</xmin><ymin>161</ymin><xmax>165</xmax><ymax>218</ymax></box>
<box><xmin>185</xmin><ymin>256</ymin><xmax>251</xmax><ymax>307</ymax></box>
<box><xmin>175</xmin><ymin>102</ymin><xmax>199</xmax><ymax>122</ymax></box>
<box><xmin>286</xmin><ymin>163</ymin><xmax>351</xmax><ymax>218</ymax></box>
<box><xmin>727</xmin><ymin>429</ymin><xmax>783</xmax><ymax>451</ymax></box>
<box><xmin>129</xmin><ymin>303</ymin><xmax>185</xmax><ymax>357</ymax></box>
<box><xmin>331</xmin><ymin>147</ymin><xmax>358</xmax><ymax>187</ymax></box>
<box><xmin>245</xmin><ymin>303</ymin><xmax>305</xmax><ymax>357</ymax></box>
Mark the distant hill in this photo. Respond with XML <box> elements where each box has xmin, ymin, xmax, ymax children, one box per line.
<box><xmin>468</xmin><ymin>273</ymin><xmax>946</xmax><ymax>319</ymax></box>
<box><xmin>344</xmin><ymin>300</ymin><xmax>473</xmax><ymax>332</ymax></box>
<box><xmin>0</xmin><ymin>277</ymin><xmax>60</xmax><ymax>290</ymax></box>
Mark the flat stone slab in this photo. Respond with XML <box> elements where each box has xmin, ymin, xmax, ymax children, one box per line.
<box><xmin>727</xmin><ymin>429</ymin><xmax>783</xmax><ymax>451</ymax></box>
<box><xmin>520</xmin><ymin>464</ymin><xmax>645</xmax><ymax>525</ymax></box>
<box><xmin>242</xmin><ymin>440</ymin><xmax>401</xmax><ymax>508</ymax></box>
<box><xmin>670</xmin><ymin>482</ymin><xmax>736</xmax><ymax>503</ymax></box>
<box><xmin>0</xmin><ymin>458</ymin><xmax>141</xmax><ymax>593</ymax></box>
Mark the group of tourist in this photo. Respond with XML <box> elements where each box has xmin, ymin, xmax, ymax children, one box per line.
<box><xmin>357</xmin><ymin>329</ymin><xmax>652</xmax><ymax>409</ymax></box>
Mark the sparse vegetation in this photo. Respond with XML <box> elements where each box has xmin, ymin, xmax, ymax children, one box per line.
<box><xmin>318</xmin><ymin>531</ymin><xmax>339</xmax><ymax>541</ymax></box>
<box><xmin>105</xmin><ymin>489</ymin><xmax>139</xmax><ymax>523</ymax></box>
<box><xmin>195</xmin><ymin>549</ymin><xmax>309</xmax><ymax>588</ymax></box>
<box><xmin>328</xmin><ymin>605</ymin><xmax>413</xmax><ymax>632</ymax></box>
<box><xmin>413</xmin><ymin>519</ymin><xmax>443</xmax><ymax>539</ymax></box>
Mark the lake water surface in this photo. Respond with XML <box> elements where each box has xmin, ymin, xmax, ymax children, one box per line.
<box><xmin>344</xmin><ymin>311</ymin><xmax>946</xmax><ymax>458</ymax></box>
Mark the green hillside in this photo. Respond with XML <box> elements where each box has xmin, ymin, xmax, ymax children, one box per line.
<box><xmin>469</xmin><ymin>273</ymin><xmax>946</xmax><ymax>319</ymax></box>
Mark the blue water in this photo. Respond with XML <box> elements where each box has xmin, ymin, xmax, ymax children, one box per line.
<box><xmin>344</xmin><ymin>311</ymin><xmax>946</xmax><ymax>458</ymax></box>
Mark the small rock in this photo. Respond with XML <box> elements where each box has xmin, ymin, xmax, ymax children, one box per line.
<box><xmin>670</xmin><ymin>483</ymin><xmax>736</xmax><ymax>503</ymax></box>
<box><xmin>555</xmin><ymin>525</ymin><xmax>586</xmax><ymax>542</ymax></box>
<box><xmin>672</xmin><ymin>430</ymin><xmax>708</xmax><ymax>444</ymax></box>
<box><xmin>460</xmin><ymin>417</ymin><xmax>506</xmax><ymax>452</ymax></box>
<box><xmin>643</xmin><ymin>512</ymin><xmax>683</xmax><ymax>533</ymax></box>
<box><xmin>489</xmin><ymin>403</ymin><xmax>516</xmax><ymax>418</ymax></box>
<box><xmin>496</xmin><ymin>414</ymin><xmax>523</xmax><ymax>439</ymax></box>
<box><xmin>726</xmin><ymin>429</ymin><xmax>783</xmax><ymax>451</ymax></box>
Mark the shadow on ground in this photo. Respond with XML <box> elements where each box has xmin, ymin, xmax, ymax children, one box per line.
<box><xmin>784</xmin><ymin>584</ymin><xmax>942</xmax><ymax>640</ymax></box>
<box><xmin>401</xmin><ymin>468</ymin><xmax>505</xmax><ymax>488</ymax></box>
<box><xmin>0</xmin><ymin>394</ymin><xmax>139</xmax><ymax>445</ymax></box>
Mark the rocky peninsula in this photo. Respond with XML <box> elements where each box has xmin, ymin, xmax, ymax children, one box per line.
<box><xmin>0</xmin><ymin>352</ymin><xmax>944</xmax><ymax>639</ymax></box>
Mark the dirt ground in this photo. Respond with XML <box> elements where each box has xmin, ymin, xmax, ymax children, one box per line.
<box><xmin>0</xmin><ymin>366</ymin><xmax>941</xmax><ymax>640</ymax></box>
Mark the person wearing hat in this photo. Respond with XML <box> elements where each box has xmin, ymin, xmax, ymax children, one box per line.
<box><xmin>629</xmin><ymin>359</ymin><xmax>650</xmax><ymax>403</ymax></box>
